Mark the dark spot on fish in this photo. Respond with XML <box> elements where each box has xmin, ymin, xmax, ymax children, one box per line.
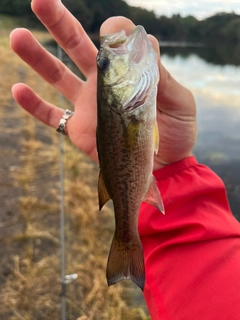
<box><xmin>112</xmin><ymin>101</ymin><xmax>119</xmax><ymax>108</ymax></box>
<box><xmin>131</xmin><ymin>115</ymin><xmax>140</xmax><ymax>124</ymax></box>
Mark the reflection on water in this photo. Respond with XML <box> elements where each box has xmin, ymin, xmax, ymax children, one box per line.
<box><xmin>161</xmin><ymin>43</ymin><xmax>240</xmax><ymax>66</ymax></box>
<box><xmin>161</xmin><ymin>46</ymin><xmax>240</xmax><ymax>219</ymax></box>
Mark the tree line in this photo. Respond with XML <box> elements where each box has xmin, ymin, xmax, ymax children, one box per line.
<box><xmin>1</xmin><ymin>0</ymin><xmax>240</xmax><ymax>43</ymax></box>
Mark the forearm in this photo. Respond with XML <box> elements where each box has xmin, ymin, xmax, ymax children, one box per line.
<box><xmin>139</xmin><ymin>156</ymin><xmax>240</xmax><ymax>319</ymax></box>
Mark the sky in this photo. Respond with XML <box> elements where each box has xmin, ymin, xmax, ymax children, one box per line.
<box><xmin>126</xmin><ymin>0</ymin><xmax>240</xmax><ymax>20</ymax></box>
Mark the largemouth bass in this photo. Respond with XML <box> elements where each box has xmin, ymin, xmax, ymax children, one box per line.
<box><xmin>96</xmin><ymin>25</ymin><xmax>164</xmax><ymax>291</ymax></box>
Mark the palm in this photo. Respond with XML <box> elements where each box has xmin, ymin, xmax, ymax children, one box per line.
<box><xmin>155</xmin><ymin>79</ymin><xmax>197</xmax><ymax>169</ymax></box>
<box><xmin>68</xmin><ymin>76</ymin><xmax>98</xmax><ymax>161</ymax></box>
<box><xmin>11</xmin><ymin>0</ymin><xmax>197</xmax><ymax>170</ymax></box>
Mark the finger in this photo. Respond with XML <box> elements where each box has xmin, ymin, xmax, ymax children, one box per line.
<box><xmin>12</xmin><ymin>83</ymin><xmax>65</xmax><ymax>128</ymax></box>
<box><xmin>158</xmin><ymin>63</ymin><xmax>196</xmax><ymax>120</ymax></box>
<box><xmin>148</xmin><ymin>34</ymin><xmax>160</xmax><ymax>57</ymax></box>
<box><xmin>100</xmin><ymin>16</ymin><xmax>136</xmax><ymax>36</ymax></box>
<box><xmin>10</xmin><ymin>28</ymin><xmax>82</xmax><ymax>103</ymax></box>
<box><xmin>31</xmin><ymin>0</ymin><xmax>97</xmax><ymax>77</ymax></box>
<box><xmin>156</xmin><ymin>40</ymin><xmax>196</xmax><ymax>120</ymax></box>
<box><xmin>148</xmin><ymin>34</ymin><xmax>196</xmax><ymax>120</ymax></box>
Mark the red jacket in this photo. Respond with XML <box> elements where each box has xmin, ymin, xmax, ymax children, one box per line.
<box><xmin>139</xmin><ymin>156</ymin><xmax>240</xmax><ymax>320</ymax></box>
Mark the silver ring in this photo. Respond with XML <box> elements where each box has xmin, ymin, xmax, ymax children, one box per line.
<box><xmin>56</xmin><ymin>109</ymin><xmax>74</xmax><ymax>136</ymax></box>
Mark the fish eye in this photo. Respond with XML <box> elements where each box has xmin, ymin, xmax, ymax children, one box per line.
<box><xmin>97</xmin><ymin>57</ymin><xmax>110</xmax><ymax>71</ymax></box>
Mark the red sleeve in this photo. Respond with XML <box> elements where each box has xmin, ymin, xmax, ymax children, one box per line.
<box><xmin>139</xmin><ymin>156</ymin><xmax>240</xmax><ymax>320</ymax></box>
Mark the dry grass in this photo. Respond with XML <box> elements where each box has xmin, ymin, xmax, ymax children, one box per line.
<box><xmin>0</xmin><ymin>25</ymin><xmax>150</xmax><ymax>319</ymax></box>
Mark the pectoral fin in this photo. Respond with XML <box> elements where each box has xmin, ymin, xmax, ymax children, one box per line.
<box><xmin>122</xmin><ymin>117</ymin><xmax>141</xmax><ymax>152</ymax></box>
<box><xmin>98</xmin><ymin>170</ymin><xmax>110</xmax><ymax>210</ymax></box>
<box><xmin>144</xmin><ymin>175</ymin><xmax>165</xmax><ymax>214</ymax></box>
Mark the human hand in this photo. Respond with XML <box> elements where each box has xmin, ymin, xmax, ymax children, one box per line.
<box><xmin>10</xmin><ymin>0</ymin><xmax>197</xmax><ymax>170</ymax></box>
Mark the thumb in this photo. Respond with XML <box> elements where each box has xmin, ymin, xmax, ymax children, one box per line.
<box><xmin>148</xmin><ymin>35</ymin><xmax>196</xmax><ymax>120</ymax></box>
<box><xmin>100</xmin><ymin>17</ymin><xmax>196</xmax><ymax>122</ymax></box>
<box><xmin>100</xmin><ymin>16</ymin><xmax>135</xmax><ymax>36</ymax></box>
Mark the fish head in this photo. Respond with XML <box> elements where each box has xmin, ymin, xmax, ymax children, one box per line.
<box><xmin>97</xmin><ymin>26</ymin><xmax>159</xmax><ymax>113</ymax></box>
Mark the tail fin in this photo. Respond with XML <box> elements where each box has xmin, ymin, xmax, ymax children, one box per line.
<box><xmin>106</xmin><ymin>236</ymin><xmax>145</xmax><ymax>291</ymax></box>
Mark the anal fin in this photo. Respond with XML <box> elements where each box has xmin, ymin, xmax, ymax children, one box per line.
<box><xmin>98</xmin><ymin>170</ymin><xmax>110</xmax><ymax>210</ymax></box>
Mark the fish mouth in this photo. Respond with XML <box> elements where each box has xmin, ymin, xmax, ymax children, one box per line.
<box><xmin>100</xmin><ymin>29</ymin><xmax>127</xmax><ymax>51</ymax></box>
<box><xmin>100</xmin><ymin>26</ymin><xmax>151</xmax><ymax>63</ymax></box>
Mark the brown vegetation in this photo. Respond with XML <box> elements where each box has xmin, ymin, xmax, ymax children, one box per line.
<box><xmin>0</xmin><ymin>28</ymin><xmax>149</xmax><ymax>319</ymax></box>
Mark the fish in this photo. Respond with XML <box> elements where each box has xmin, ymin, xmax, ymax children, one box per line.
<box><xmin>96</xmin><ymin>25</ymin><xmax>164</xmax><ymax>291</ymax></box>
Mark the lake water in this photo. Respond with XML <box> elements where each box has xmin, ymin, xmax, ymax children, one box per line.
<box><xmin>160</xmin><ymin>44</ymin><xmax>240</xmax><ymax>220</ymax></box>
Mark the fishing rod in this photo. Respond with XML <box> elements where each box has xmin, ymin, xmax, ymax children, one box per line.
<box><xmin>57</xmin><ymin>44</ymin><xmax>78</xmax><ymax>320</ymax></box>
